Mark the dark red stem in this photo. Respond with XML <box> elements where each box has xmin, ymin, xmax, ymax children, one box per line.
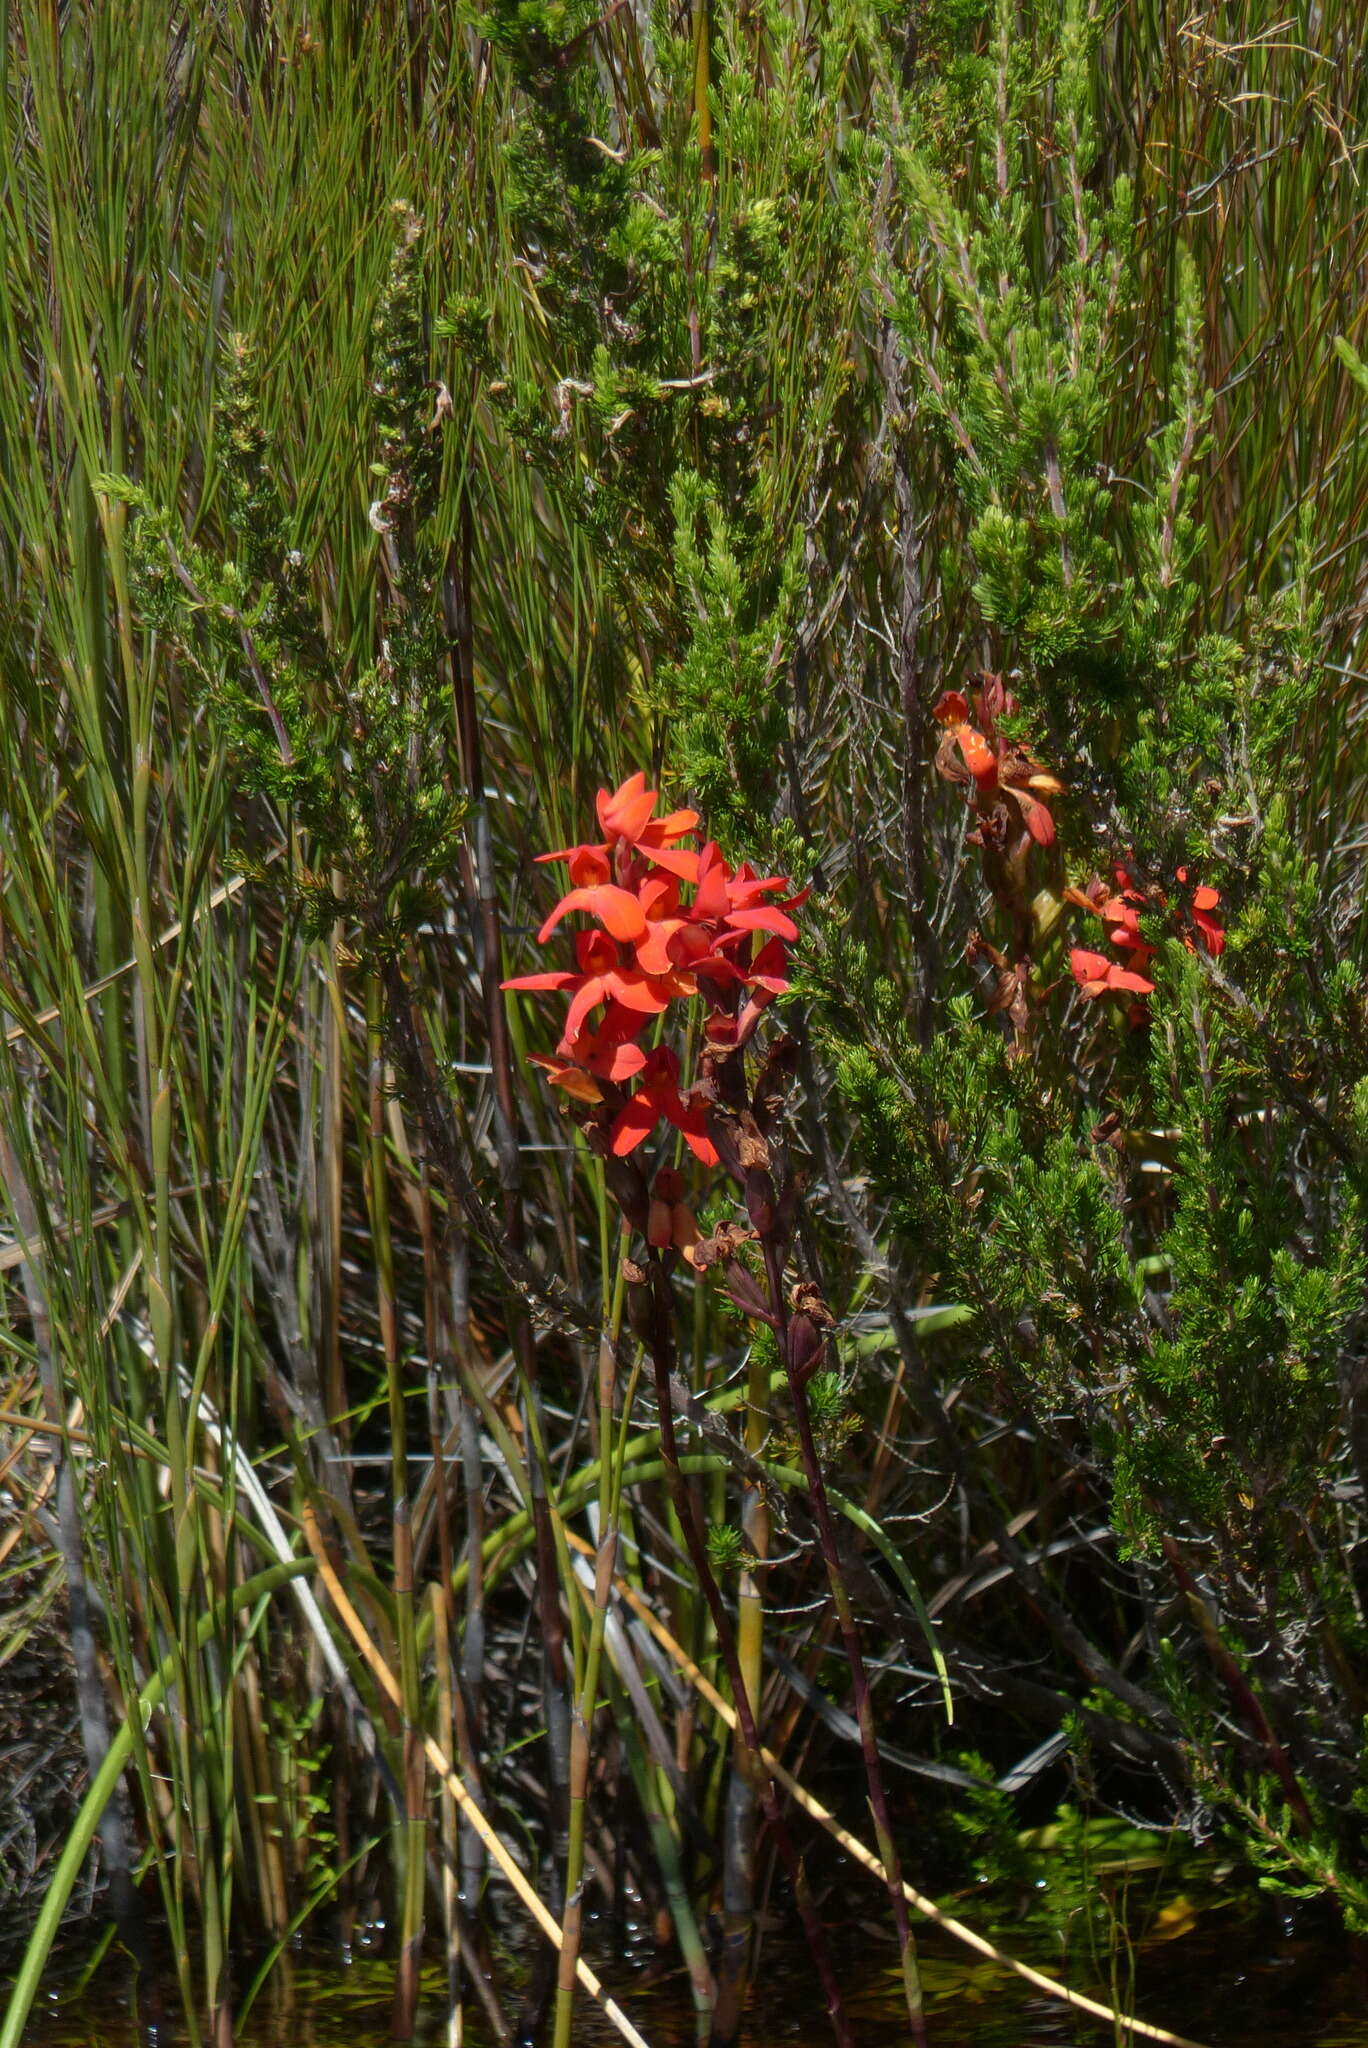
<box><xmin>761</xmin><ymin>1239</ymin><xmax>929</xmax><ymax>2048</ymax></box>
<box><xmin>644</xmin><ymin>1260</ymin><xmax>855</xmax><ymax>2048</ymax></box>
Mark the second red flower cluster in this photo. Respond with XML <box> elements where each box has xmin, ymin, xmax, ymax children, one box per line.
<box><xmin>1068</xmin><ymin>863</ymin><xmax>1224</xmax><ymax>1022</ymax></box>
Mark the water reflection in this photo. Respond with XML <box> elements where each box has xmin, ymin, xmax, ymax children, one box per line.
<box><xmin>15</xmin><ymin>1896</ymin><xmax>1368</xmax><ymax>2046</ymax></box>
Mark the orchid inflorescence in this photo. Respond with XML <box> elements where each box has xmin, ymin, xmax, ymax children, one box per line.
<box><xmin>930</xmin><ymin>672</ymin><xmax>1225</xmax><ymax>1032</ymax></box>
<box><xmin>503</xmin><ymin>772</ymin><xmax>806</xmax><ymax>1169</ymax></box>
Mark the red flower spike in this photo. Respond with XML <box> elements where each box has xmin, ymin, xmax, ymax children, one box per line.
<box><xmin>510</xmin><ymin>771</ymin><xmax>803</xmax><ymax>1166</ymax></box>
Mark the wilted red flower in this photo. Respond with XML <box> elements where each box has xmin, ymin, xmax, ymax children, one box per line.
<box><xmin>647</xmin><ymin>1165</ymin><xmax>701</xmax><ymax>1258</ymax></box>
<box><xmin>932</xmin><ymin>677</ymin><xmax>1063</xmax><ymax>850</ymax></box>
<box><xmin>932</xmin><ymin>689</ymin><xmax>999</xmax><ymax>793</ymax></box>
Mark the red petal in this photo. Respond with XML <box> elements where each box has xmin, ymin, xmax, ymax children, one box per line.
<box><xmin>592</xmin><ymin>1041</ymin><xmax>647</xmax><ymax>1082</ymax></box>
<box><xmin>1192</xmin><ymin>885</ymin><xmax>1220</xmax><ymax>911</ymax></box>
<box><xmin>635</xmin><ymin>924</ymin><xmax>686</xmax><ymax>977</ymax></box>
<box><xmin>501</xmin><ymin>970</ymin><xmax>577</xmax><ymax>991</ymax></box>
<box><xmin>536</xmin><ymin>841</ymin><xmax>600</xmax><ymax>866</ymax></box>
<box><xmin>932</xmin><ymin>690</ymin><xmax>970</xmax><ymax>724</ymax></box>
<box><xmin>609</xmin><ymin>1095</ymin><xmax>662</xmax><ymax>1157</ymax></box>
<box><xmin>693</xmin><ymin>848</ymin><xmax>732</xmax><ymax>922</ymax></box>
<box><xmin>670</xmin><ymin>1108</ymin><xmax>718</xmax><ymax>1167</ymax></box>
<box><xmin>561</xmin><ymin>976</ymin><xmax>609</xmax><ymax>1044</ymax></box>
<box><xmin>745</xmin><ymin>937</ymin><xmax>790</xmax><ymax>993</ymax></box>
<box><xmin>727</xmin><ymin>873</ymin><xmax>791</xmax><ymax>905</ymax></box>
<box><xmin>595</xmin><ymin>999</ymin><xmax>650</xmax><ymax>1044</ymax></box>
<box><xmin>957</xmin><ymin>727</ymin><xmax>999</xmax><ymax>790</ymax></box>
<box><xmin>539</xmin><ymin>885</ymin><xmax>649</xmax><ymax>945</ymax></box>
<box><xmin>597</xmin><ymin>771</ymin><xmax>647</xmax><ymax>834</ymax></box>
<box><xmin>530</xmin><ymin>1057</ymin><xmax>603</xmax><ymax>1105</ymax></box>
<box><xmin>599</xmin><ymin>772</ymin><xmax>657</xmax><ymax>845</ymax></box>
<box><xmin>642</xmin><ymin>808</ymin><xmax>700</xmax><ymax>842</ymax></box>
<box><xmin>639</xmin><ymin>841</ymin><xmax>700</xmax><ymax>883</ymax></box>
<box><xmin>1071</xmin><ymin>948</ymin><xmax>1114</xmax><ymax>985</ymax></box>
<box><xmin>1018</xmin><ymin>792</ymin><xmax>1055</xmax><ymax>846</ymax></box>
<box><xmin>1106</xmin><ymin>965</ymin><xmax>1155</xmax><ymax>995</ymax></box>
<box><xmin>724</xmin><ymin>905</ymin><xmax>799</xmax><ymax>941</ymax></box>
<box><xmin>602</xmin><ymin>971</ymin><xmax>671</xmax><ymax>1015</ymax></box>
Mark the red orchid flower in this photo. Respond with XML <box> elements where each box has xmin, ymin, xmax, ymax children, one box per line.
<box><xmin>1067</xmin><ymin>862</ymin><xmax>1225</xmax><ymax>1021</ymax></box>
<box><xmin>1069</xmin><ymin>947</ymin><xmax>1155</xmax><ymax>999</ymax></box>
<box><xmin>692</xmin><ymin>840</ymin><xmax>808</xmax><ymax>937</ymax></box>
<box><xmin>538</xmin><ymin>770</ymin><xmax>702</xmax><ymax>884</ymax></box>
<box><xmin>1177</xmin><ymin>867</ymin><xmax>1226</xmax><ymax>957</ymax></box>
<box><xmin>527</xmin><ymin>1005</ymin><xmax>650</xmax><ymax>1102</ymax></box>
<box><xmin>609</xmin><ymin>1046</ymin><xmax>718</xmax><ymax>1166</ymax></box>
<box><xmin>504</xmin><ymin>927</ymin><xmax>683</xmax><ymax>1049</ymax></box>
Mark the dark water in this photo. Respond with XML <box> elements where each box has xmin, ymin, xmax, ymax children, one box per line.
<box><xmin>16</xmin><ymin>1903</ymin><xmax>1368</xmax><ymax>2048</ymax></box>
